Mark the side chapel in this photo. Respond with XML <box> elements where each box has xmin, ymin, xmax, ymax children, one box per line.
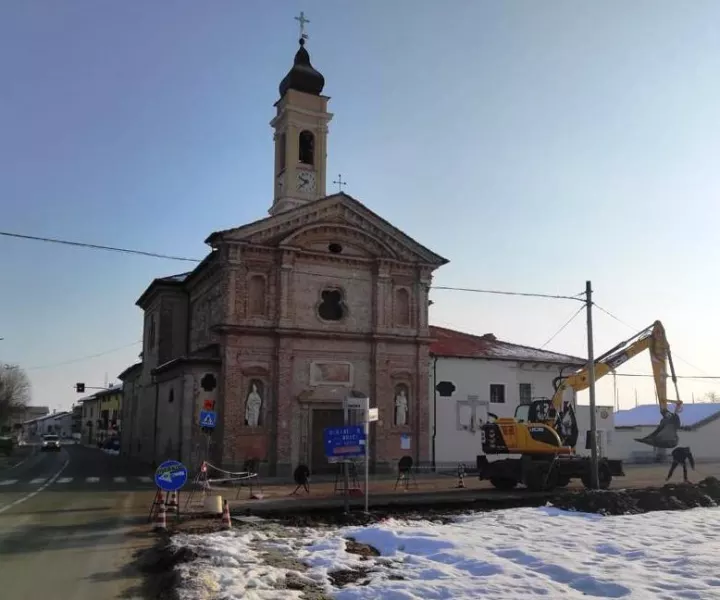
<box><xmin>119</xmin><ymin>30</ymin><xmax>448</xmax><ymax>477</ymax></box>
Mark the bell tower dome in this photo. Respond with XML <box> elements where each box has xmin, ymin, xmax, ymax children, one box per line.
<box><xmin>269</xmin><ymin>13</ymin><xmax>333</xmax><ymax>215</ymax></box>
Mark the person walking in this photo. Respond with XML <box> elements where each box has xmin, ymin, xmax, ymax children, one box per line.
<box><xmin>666</xmin><ymin>446</ymin><xmax>695</xmax><ymax>483</ymax></box>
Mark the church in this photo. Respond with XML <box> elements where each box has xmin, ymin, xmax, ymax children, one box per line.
<box><xmin>118</xmin><ymin>29</ymin><xmax>449</xmax><ymax>477</ymax></box>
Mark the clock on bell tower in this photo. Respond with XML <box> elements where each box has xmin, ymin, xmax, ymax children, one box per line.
<box><xmin>269</xmin><ymin>16</ymin><xmax>333</xmax><ymax>216</ymax></box>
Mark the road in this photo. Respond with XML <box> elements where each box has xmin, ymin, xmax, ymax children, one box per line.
<box><xmin>0</xmin><ymin>444</ymin><xmax>158</xmax><ymax>600</ymax></box>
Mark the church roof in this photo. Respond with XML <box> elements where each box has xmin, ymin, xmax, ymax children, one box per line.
<box><xmin>429</xmin><ymin>325</ymin><xmax>585</xmax><ymax>365</ymax></box>
<box><xmin>205</xmin><ymin>192</ymin><xmax>449</xmax><ymax>267</ymax></box>
<box><xmin>135</xmin><ymin>271</ymin><xmax>193</xmax><ymax>308</ymax></box>
<box><xmin>279</xmin><ymin>38</ymin><xmax>325</xmax><ymax>97</ymax></box>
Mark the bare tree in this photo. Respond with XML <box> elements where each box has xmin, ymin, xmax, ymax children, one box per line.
<box><xmin>0</xmin><ymin>364</ymin><xmax>31</xmax><ymax>426</ymax></box>
<box><xmin>704</xmin><ymin>391</ymin><xmax>720</xmax><ymax>403</ymax></box>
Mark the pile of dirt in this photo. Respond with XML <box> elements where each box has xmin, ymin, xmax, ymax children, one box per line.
<box><xmin>345</xmin><ymin>537</ymin><xmax>381</xmax><ymax>559</ymax></box>
<box><xmin>131</xmin><ymin>539</ymin><xmax>199</xmax><ymax>600</ymax></box>
<box><xmin>549</xmin><ymin>477</ymin><xmax>720</xmax><ymax>515</ymax></box>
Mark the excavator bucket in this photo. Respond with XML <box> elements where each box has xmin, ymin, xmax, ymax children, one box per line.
<box><xmin>635</xmin><ymin>412</ymin><xmax>681</xmax><ymax>449</ymax></box>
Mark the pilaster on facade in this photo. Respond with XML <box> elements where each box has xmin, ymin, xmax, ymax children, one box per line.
<box><xmin>277</xmin><ymin>248</ymin><xmax>296</xmax><ymax>328</ymax></box>
<box><xmin>374</xmin><ymin>259</ymin><xmax>392</xmax><ymax>333</ymax></box>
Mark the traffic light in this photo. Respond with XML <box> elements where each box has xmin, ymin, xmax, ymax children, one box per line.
<box><xmin>75</xmin><ymin>383</ymin><xmax>85</xmax><ymax>393</ymax></box>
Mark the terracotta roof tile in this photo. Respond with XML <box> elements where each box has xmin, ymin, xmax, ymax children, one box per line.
<box><xmin>429</xmin><ymin>325</ymin><xmax>584</xmax><ymax>364</ymax></box>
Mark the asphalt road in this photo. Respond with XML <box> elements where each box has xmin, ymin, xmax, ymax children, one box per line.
<box><xmin>0</xmin><ymin>444</ymin><xmax>158</xmax><ymax>600</ymax></box>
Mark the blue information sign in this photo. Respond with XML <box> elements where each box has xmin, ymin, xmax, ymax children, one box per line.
<box><xmin>199</xmin><ymin>410</ymin><xmax>217</xmax><ymax>429</ymax></box>
<box><xmin>324</xmin><ymin>425</ymin><xmax>366</xmax><ymax>459</ymax></box>
<box><xmin>154</xmin><ymin>460</ymin><xmax>188</xmax><ymax>492</ymax></box>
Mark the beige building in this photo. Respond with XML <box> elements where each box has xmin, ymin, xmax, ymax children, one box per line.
<box><xmin>119</xmin><ymin>35</ymin><xmax>447</xmax><ymax>476</ymax></box>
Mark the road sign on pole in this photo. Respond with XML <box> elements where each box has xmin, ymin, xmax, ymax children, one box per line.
<box><xmin>199</xmin><ymin>410</ymin><xmax>217</xmax><ymax>429</ymax></box>
<box><xmin>154</xmin><ymin>460</ymin><xmax>188</xmax><ymax>492</ymax></box>
<box><xmin>324</xmin><ymin>425</ymin><xmax>366</xmax><ymax>459</ymax></box>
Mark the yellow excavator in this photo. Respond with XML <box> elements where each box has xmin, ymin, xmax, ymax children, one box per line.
<box><xmin>477</xmin><ymin>320</ymin><xmax>683</xmax><ymax>491</ymax></box>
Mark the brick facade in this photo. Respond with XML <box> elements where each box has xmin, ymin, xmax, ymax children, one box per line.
<box><xmin>121</xmin><ymin>194</ymin><xmax>447</xmax><ymax>475</ymax></box>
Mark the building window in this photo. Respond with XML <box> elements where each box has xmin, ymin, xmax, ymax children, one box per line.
<box><xmin>168</xmin><ymin>389</ymin><xmax>174</xmax><ymax>404</ymax></box>
<box><xmin>248</xmin><ymin>274</ymin><xmax>266</xmax><ymax>316</ymax></box>
<box><xmin>394</xmin><ymin>288</ymin><xmax>410</xmax><ymax>327</ymax></box>
<box><xmin>299</xmin><ymin>130</ymin><xmax>315</xmax><ymax>165</ymax></box>
<box><xmin>318</xmin><ymin>289</ymin><xmax>346</xmax><ymax>321</ymax></box>
<box><xmin>519</xmin><ymin>383</ymin><xmax>532</xmax><ymax>405</ymax></box>
<box><xmin>490</xmin><ymin>384</ymin><xmax>506</xmax><ymax>404</ymax></box>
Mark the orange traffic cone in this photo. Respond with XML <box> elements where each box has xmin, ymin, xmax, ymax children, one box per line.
<box><xmin>153</xmin><ymin>501</ymin><xmax>167</xmax><ymax>532</ymax></box>
<box><xmin>168</xmin><ymin>491</ymin><xmax>178</xmax><ymax>508</ymax></box>
<box><xmin>221</xmin><ymin>499</ymin><xmax>232</xmax><ymax>529</ymax></box>
<box><xmin>456</xmin><ymin>464</ymin><xmax>466</xmax><ymax>489</ymax></box>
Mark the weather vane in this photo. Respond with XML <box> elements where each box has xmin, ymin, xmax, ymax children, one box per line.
<box><xmin>295</xmin><ymin>11</ymin><xmax>310</xmax><ymax>41</ymax></box>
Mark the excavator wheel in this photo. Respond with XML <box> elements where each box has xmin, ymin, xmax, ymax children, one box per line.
<box><xmin>490</xmin><ymin>478</ymin><xmax>518</xmax><ymax>491</ymax></box>
<box><xmin>523</xmin><ymin>464</ymin><xmax>558</xmax><ymax>492</ymax></box>
<box><xmin>581</xmin><ymin>462</ymin><xmax>612</xmax><ymax>490</ymax></box>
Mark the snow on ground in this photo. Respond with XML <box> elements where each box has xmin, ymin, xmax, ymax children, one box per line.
<box><xmin>172</xmin><ymin>506</ymin><xmax>720</xmax><ymax>599</ymax></box>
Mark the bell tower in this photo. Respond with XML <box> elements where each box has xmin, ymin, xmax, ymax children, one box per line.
<box><xmin>269</xmin><ymin>13</ymin><xmax>333</xmax><ymax>215</ymax></box>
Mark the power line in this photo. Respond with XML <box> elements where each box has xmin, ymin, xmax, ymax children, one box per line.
<box><xmin>612</xmin><ymin>373</ymin><xmax>720</xmax><ymax>380</ymax></box>
<box><xmin>540</xmin><ymin>305</ymin><xmax>586</xmax><ymax>349</ymax></box>
<box><xmin>4</xmin><ymin>229</ymin><xmax>594</xmax><ymax>303</ymax></box>
<box><xmin>431</xmin><ymin>285</ymin><xmax>584</xmax><ymax>302</ymax></box>
<box><xmin>593</xmin><ymin>302</ymin><xmax>708</xmax><ymax>375</ymax></box>
<box><xmin>0</xmin><ymin>231</ymin><xmax>202</xmax><ymax>263</ymax></box>
<box><xmin>26</xmin><ymin>341</ymin><xmax>142</xmax><ymax>370</ymax></box>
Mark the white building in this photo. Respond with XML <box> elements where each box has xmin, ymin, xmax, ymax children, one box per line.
<box><xmin>428</xmin><ymin>326</ymin><xmax>585</xmax><ymax>467</ymax></box>
<box><xmin>612</xmin><ymin>403</ymin><xmax>720</xmax><ymax>463</ymax></box>
<box><xmin>25</xmin><ymin>411</ymin><xmax>73</xmax><ymax>438</ymax></box>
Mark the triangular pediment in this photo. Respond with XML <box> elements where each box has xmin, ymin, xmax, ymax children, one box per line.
<box><xmin>205</xmin><ymin>193</ymin><xmax>448</xmax><ymax>267</ymax></box>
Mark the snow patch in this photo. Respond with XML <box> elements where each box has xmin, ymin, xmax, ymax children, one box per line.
<box><xmin>172</xmin><ymin>507</ymin><xmax>720</xmax><ymax>599</ymax></box>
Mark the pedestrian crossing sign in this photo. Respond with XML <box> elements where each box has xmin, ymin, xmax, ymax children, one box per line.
<box><xmin>199</xmin><ymin>409</ymin><xmax>217</xmax><ymax>429</ymax></box>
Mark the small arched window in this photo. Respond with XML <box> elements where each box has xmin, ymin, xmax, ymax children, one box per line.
<box><xmin>168</xmin><ymin>389</ymin><xmax>174</xmax><ymax>404</ymax></box>
<box><xmin>299</xmin><ymin>130</ymin><xmax>315</xmax><ymax>165</ymax></box>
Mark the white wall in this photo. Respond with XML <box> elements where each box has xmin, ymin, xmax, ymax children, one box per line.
<box><xmin>429</xmin><ymin>357</ymin><xmax>576</xmax><ymax>465</ymax></box>
<box><xmin>611</xmin><ymin>418</ymin><xmax>720</xmax><ymax>463</ymax></box>
<box><xmin>575</xmin><ymin>405</ymin><xmax>615</xmax><ymax>458</ymax></box>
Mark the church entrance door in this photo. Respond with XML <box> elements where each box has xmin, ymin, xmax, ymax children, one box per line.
<box><xmin>310</xmin><ymin>408</ymin><xmax>345</xmax><ymax>475</ymax></box>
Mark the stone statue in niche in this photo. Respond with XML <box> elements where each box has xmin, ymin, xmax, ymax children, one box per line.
<box><xmin>245</xmin><ymin>381</ymin><xmax>263</xmax><ymax>427</ymax></box>
<box><xmin>395</xmin><ymin>386</ymin><xmax>409</xmax><ymax>426</ymax></box>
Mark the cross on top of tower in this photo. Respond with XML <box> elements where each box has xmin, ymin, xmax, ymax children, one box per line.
<box><xmin>333</xmin><ymin>174</ymin><xmax>347</xmax><ymax>193</ymax></box>
<box><xmin>295</xmin><ymin>11</ymin><xmax>310</xmax><ymax>41</ymax></box>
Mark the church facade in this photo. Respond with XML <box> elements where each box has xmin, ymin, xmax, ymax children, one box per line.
<box><xmin>118</xmin><ymin>34</ymin><xmax>448</xmax><ymax>477</ymax></box>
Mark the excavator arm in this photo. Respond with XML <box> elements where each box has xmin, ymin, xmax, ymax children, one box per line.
<box><xmin>550</xmin><ymin>320</ymin><xmax>683</xmax><ymax>449</ymax></box>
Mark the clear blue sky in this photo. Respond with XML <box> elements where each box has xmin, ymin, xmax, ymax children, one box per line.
<box><xmin>1</xmin><ymin>1</ymin><xmax>718</xmax><ymax>411</ymax></box>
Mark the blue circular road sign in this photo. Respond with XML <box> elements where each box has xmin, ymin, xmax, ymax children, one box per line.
<box><xmin>154</xmin><ymin>460</ymin><xmax>188</xmax><ymax>492</ymax></box>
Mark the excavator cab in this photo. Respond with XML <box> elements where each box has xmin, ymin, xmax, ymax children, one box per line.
<box><xmin>635</xmin><ymin>408</ymin><xmax>682</xmax><ymax>449</ymax></box>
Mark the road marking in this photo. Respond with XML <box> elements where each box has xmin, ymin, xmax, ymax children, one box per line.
<box><xmin>0</xmin><ymin>458</ymin><xmax>70</xmax><ymax>515</ymax></box>
<box><xmin>113</xmin><ymin>476</ymin><xmax>127</xmax><ymax>483</ymax></box>
<box><xmin>29</xmin><ymin>478</ymin><xmax>46</xmax><ymax>485</ymax></box>
<box><xmin>0</xmin><ymin>479</ymin><xmax>18</xmax><ymax>486</ymax></box>
<box><xmin>56</xmin><ymin>477</ymin><xmax>73</xmax><ymax>484</ymax></box>
<box><xmin>138</xmin><ymin>476</ymin><xmax>152</xmax><ymax>483</ymax></box>
<box><xmin>86</xmin><ymin>477</ymin><xmax>100</xmax><ymax>483</ymax></box>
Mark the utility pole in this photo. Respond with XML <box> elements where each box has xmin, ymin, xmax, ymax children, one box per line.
<box><xmin>585</xmin><ymin>280</ymin><xmax>600</xmax><ymax>490</ymax></box>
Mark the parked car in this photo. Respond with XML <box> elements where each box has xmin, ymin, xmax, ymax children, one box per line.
<box><xmin>41</xmin><ymin>434</ymin><xmax>61</xmax><ymax>452</ymax></box>
<box><xmin>0</xmin><ymin>436</ymin><xmax>13</xmax><ymax>456</ymax></box>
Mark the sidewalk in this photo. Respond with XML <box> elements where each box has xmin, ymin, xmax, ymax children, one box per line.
<box><xmin>196</xmin><ymin>460</ymin><xmax>720</xmax><ymax>517</ymax></box>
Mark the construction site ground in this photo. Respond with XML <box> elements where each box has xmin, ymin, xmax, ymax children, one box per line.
<box><xmin>187</xmin><ymin>460</ymin><xmax>720</xmax><ymax>518</ymax></box>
